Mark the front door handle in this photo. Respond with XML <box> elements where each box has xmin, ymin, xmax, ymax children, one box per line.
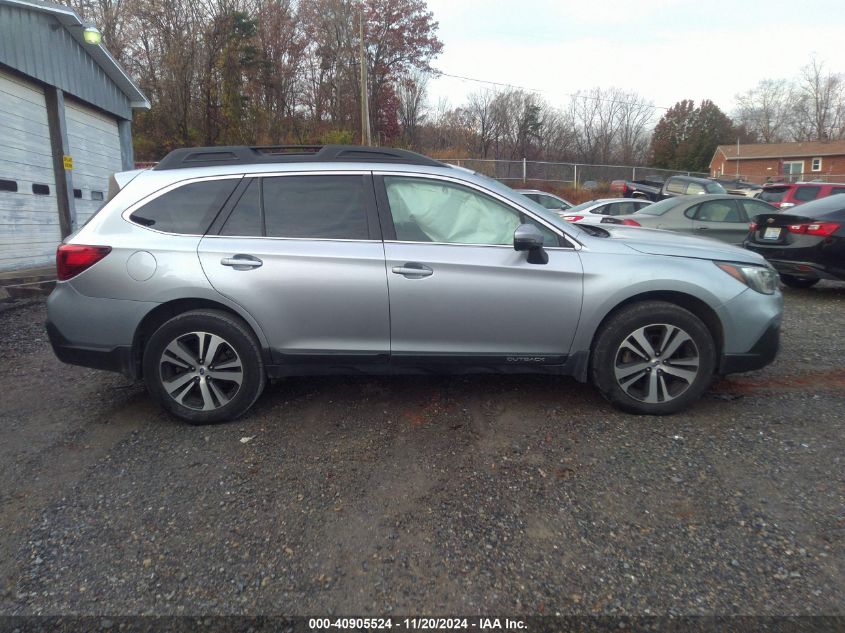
<box><xmin>221</xmin><ymin>255</ymin><xmax>263</xmax><ymax>270</ymax></box>
<box><xmin>695</xmin><ymin>226</ymin><xmax>709</xmax><ymax>231</ymax></box>
<box><xmin>392</xmin><ymin>263</ymin><xmax>433</xmax><ymax>278</ymax></box>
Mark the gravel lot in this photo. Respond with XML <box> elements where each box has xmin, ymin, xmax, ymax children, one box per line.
<box><xmin>0</xmin><ymin>285</ymin><xmax>843</xmax><ymax>617</ymax></box>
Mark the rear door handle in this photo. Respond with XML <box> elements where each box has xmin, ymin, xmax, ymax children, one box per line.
<box><xmin>221</xmin><ymin>255</ymin><xmax>263</xmax><ymax>270</ymax></box>
<box><xmin>392</xmin><ymin>263</ymin><xmax>433</xmax><ymax>278</ymax></box>
<box><xmin>696</xmin><ymin>226</ymin><xmax>709</xmax><ymax>230</ymax></box>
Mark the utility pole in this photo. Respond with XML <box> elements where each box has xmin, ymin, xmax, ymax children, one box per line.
<box><xmin>736</xmin><ymin>137</ymin><xmax>740</xmax><ymax>179</ymax></box>
<box><xmin>359</xmin><ymin>10</ymin><xmax>371</xmax><ymax>146</ymax></box>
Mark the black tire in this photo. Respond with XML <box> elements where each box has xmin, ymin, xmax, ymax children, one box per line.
<box><xmin>143</xmin><ymin>309</ymin><xmax>265</xmax><ymax>424</ymax></box>
<box><xmin>780</xmin><ymin>274</ymin><xmax>820</xmax><ymax>289</ymax></box>
<box><xmin>590</xmin><ymin>301</ymin><xmax>717</xmax><ymax>415</ymax></box>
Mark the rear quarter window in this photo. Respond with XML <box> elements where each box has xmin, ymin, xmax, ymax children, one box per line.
<box><xmin>130</xmin><ymin>179</ymin><xmax>239</xmax><ymax>234</ymax></box>
<box><xmin>665</xmin><ymin>178</ymin><xmax>686</xmax><ymax>194</ymax></box>
<box><xmin>758</xmin><ymin>187</ymin><xmax>789</xmax><ymax>203</ymax></box>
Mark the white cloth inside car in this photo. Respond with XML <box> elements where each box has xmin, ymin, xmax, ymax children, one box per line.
<box><xmin>386</xmin><ymin>178</ymin><xmax>519</xmax><ymax>245</ymax></box>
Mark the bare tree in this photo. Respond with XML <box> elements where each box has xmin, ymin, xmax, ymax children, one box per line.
<box><xmin>792</xmin><ymin>57</ymin><xmax>844</xmax><ymax>141</ymax></box>
<box><xmin>735</xmin><ymin>79</ymin><xmax>793</xmax><ymax>143</ymax></box>
<box><xmin>464</xmin><ymin>89</ymin><xmax>497</xmax><ymax>158</ymax></box>
<box><xmin>396</xmin><ymin>70</ymin><xmax>428</xmax><ymax>149</ymax></box>
<box><xmin>614</xmin><ymin>89</ymin><xmax>654</xmax><ymax>164</ymax></box>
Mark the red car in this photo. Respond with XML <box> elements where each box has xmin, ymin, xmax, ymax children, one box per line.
<box><xmin>757</xmin><ymin>182</ymin><xmax>845</xmax><ymax>210</ymax></box>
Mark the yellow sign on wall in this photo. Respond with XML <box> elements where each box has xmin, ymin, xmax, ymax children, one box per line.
<box><xmin>63</xmin><ymin>155</ymin><xmax>73</xmax><ymax>170</ymax></box>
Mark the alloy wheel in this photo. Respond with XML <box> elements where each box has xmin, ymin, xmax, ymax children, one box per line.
<box><xmin>613</xmin><ymin>323</ymin><xmax>700</xmax><ymax>404</ymax></box>
<box><xmin>158</xmin><ymin>331</ymin><xmax>243</xmax><ymax>411</ymax></box>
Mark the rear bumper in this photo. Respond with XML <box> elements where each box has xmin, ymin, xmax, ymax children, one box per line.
<box><xmin>765</xmin><ymin>259</ymin><xmax>841</xmax><ymax>281</ymax></box>
<box><xmin>720</xmin><ymin>321</ymin><xmax>780</xmax><ymax>375</ymax></box>
<box><xmin>46</xmin><ymin>320</ymin><xmax>136</xmax><ymax>377</ymax></box>
<box><xmin>45</xmin><ymin>282</ymin><xmax>157</xmax><ymax>378</ymax></box>
<box><xmin>744</xmin><ymin>238</ymin><xmax>845</xmax><ymax>281</ymax></box>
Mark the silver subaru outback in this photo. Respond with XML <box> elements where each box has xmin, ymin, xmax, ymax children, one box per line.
<box><xmin>46</xmin><ymin>145</ymin><xmax>782</xmax><ymax>424</ymax></box>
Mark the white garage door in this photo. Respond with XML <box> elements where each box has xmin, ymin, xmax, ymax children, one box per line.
<box><xmin>65</xmin><ymin>99</ymin><xmax>122</xmax><ymax>227</ymax></box>
<box><xmin>0</xmin><ymin>68</ymin><xmax>62</xmax><ymax>271</ymax></box>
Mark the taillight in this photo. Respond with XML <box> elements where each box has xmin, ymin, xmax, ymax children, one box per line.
<box><xmin>563</xmin><ymin>215</ymin><xmax>583</xmax><ymax>222</ymax></box>
<box><xmin>786</xmin><ymin>222</ymin><xmax>840</xmax><ymax>237</ymax></box>
<box><xmin>56</xmin><ymin>244</ymin><xmax>112</xmax><ymax>280</ymax></box>
<box><xmin>621</xmin><ymin>219</ymin><xmax>641</xmax><ymax>226</ymax></box>
<box><xmin>749</xmin><ymin>222</ymin><xmax>758</xmax><ymax>232</ymax></box>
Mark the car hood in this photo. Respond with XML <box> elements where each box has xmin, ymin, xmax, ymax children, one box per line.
<box><xmin>589</xmin><ymin>225</ymin><xmax>767</xmax><ymax>265</ymax></box>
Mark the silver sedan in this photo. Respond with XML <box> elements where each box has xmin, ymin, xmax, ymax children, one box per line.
<box><xmin>609</xmin><ymin>194</ymin><xmax>777</xmax><ymax>245</ymax></box>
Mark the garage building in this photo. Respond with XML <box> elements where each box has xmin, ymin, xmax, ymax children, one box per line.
<box><xmin>0</xmin><ymin>0</ymin><xmax>148</xmax><ymax>272</ymax></box>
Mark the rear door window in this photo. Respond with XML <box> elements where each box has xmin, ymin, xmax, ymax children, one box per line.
<box><xmin>692</xmin><ymin>200</ymin><xmax>744</xmax><ymax>223</ymax></box>
<box><xmin>609</xmin><ymin>201</ymin><xmax>637</xmax><ymax>215</ymax></box>
<box><xmin>130</xmin><ymin>178</ymin><xmax>240</xmax><ymax>234</ymax></box>
<box><xmin>262</xmin><ymin>175</ymin><xmax>370</xmax><ymax>240</ymax></box>
<box><xmin>794</xmin><ymin>186</ymin><xmax>820</xmax><ymax>202</ymax></box>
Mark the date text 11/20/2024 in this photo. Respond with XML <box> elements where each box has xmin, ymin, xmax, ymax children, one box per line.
<box><xmin>309</xmin><ymin>618</ymin><xmax>527</xmax><ymax>630</ymax></box>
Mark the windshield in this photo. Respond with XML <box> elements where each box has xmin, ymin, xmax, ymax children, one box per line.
<box><xmin>634</xmin><ymin>197</ymin><xmax>679</xmax><ymax>216</ymax></box>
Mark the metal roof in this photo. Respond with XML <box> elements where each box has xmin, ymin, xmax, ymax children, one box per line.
<box><xmin>0</xmin><ymin>0</ymin><xmax>149</xmax><ymax>109</ymax></box>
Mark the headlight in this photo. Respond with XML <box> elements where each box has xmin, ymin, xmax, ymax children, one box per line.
<box><xmin>715</xmin><ymin>262</ymin><xmax>778</xmax><ymax>294</ymax></box>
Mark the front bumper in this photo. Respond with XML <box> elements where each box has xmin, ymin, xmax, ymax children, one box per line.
<box><xmin>720</xmin><ymin>320</ymin><xmax>780</xmax><ymax>374</ymax></box>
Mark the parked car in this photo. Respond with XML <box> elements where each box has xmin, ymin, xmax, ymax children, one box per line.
<box><xmin>609</xmin><ymin>194</ymin><xmax>778</xmax><ymax>245</ymax></box>
<box><xmin>613</xmin><ymin>175</ymin><xmax>726</xmax><ymax>202</ymax></box>
<box><xmin>744</xmin><ymin>194</ymin><xmax>845</xmax><ymax>288</ymax></box>
<box><xmin>560</xmin><ymin>198</ymin><xmax>653</xmax><ymax>225</ymax></box>
<box><xmin>712</xmin><ymin>178</ymin><xmax>763</xmax><ymax>198</ymax></box>
<box><xmin>515</xmin><ymin>188</ymin><xmax>573</xmax><ymax>211</ymax></box>
<box><xmin>47</xmin><ymin>145</ymin><xmax>782</xmax><ymax>423</ymax></box>
<box><xmin>756</xmin><ymin>181</ymin><xmax>845</xmax><ymax>210</ymax></box>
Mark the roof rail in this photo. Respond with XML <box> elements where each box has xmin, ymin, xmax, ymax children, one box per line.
<box><xmin>153</xmin><ymin>144</ymin><xmax>446</xmax><ymax>170</ymax></box>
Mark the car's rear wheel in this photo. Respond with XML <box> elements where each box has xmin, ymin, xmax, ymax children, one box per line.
<box><xmin>590</xmin><ymin>301</ymin><xmax>716</xmax><ymax>415</ymax></box>
<box><xmin>780</xmin><ymin>274</ymin><xmax>819</xmax><ymax>289</ymax></box>
<box><xmin>143</xmin><ymin>310</ymin><xmax>265</xmax><ymax>424</ymax></box>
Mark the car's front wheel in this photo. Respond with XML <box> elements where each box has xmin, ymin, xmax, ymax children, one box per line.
<box><xmin>780</xmin><ymin>274</ymin><xmax>819</xmax><ymax>289</ymax></box>
<box><xmin>143</xmin><ymin>309</ymin><xmax>265</xmax><ymax>424</ymax></box>
<box><xmin>590</xmin><ymin>301</ymin><xmax>716</xmax><ymax>415</ymax></box>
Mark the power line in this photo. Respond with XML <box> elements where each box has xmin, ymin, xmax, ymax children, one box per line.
<box><xmin>428</xmin><ymin>69</ymin><xmax>672</xmax><ymax>111</ymax></box>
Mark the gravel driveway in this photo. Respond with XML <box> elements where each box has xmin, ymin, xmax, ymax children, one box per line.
<box><xmin>0</xmin><ymin>285</ymin><xmax>843</xmax><ymax>618</ymax></box>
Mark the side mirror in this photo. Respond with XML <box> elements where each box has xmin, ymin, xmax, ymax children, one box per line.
<box><xmin>513</xmin><ymin>224</ymin><xmax>548</xmax><ymax>265</ymax></box>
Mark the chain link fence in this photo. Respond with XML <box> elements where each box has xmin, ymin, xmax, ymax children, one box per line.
<box><xmin>447</xmin><ymin>158</ymin><xmax>709</xmax><ymax>188</ymax></box>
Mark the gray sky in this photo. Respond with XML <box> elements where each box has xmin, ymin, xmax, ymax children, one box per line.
<box><xmin>424</xmin><ymin>0</ymin><xmax>845</xmax><ymax>121</ymax></box>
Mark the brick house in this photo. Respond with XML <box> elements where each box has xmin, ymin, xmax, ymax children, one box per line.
<box><xmin>709</xmin><ymin>140</ymin><xmax>845</xmax><ymax>184</ymax></box>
